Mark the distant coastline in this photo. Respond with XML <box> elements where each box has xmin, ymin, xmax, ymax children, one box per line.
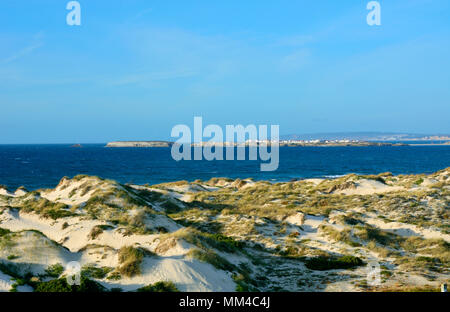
<box><xmin>406</xmin><ymin>142</ymin><xmax>450</xmax><ymax>146</ymax></box>
<box><xmin>105</xmin><ymin>140</ymin><xmax>409</xmax><ymax>147</ymax></box>
<box><xmin>106</xmin><ymin>141</ymin><xmax>173</xmax><ymax>147</ymax></box>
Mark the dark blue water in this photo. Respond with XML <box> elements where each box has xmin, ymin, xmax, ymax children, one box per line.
<box><xmin>0</xmin><ymin>144</ymin><xmax>449</xmax><ymax>190</ymax></box>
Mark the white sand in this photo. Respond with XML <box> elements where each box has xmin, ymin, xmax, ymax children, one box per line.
<box><xmin>0</xmin><ymin>272</ymin><xmax>14</xmax><ymax>292</ymax></box>
<box><xmin>0</xmin><ymin>207</ymin><xmax>237</xmax><ymax>292</ymax></box>
<box><xmin>303</xmin><ymin>178</ymin><xmax>324</xmax><ymax>186</ymax></box>
<box><xmin>102</xmin><ymin>257</ymin><xmax>235</xmax><ymax>292</ymax></box>
<box><xmin>337</xmin><ymin>179</ymin><xmax>404</xmax><ymax>195</ymax></box>
<box><xmin>0</xmin><ymin>188</ymin><xmax>13</xmax><ymax>197</ymax></box>
<box><xmin>365</xmin><ymin>216</ymin><xmax>450</xmax><ymax>241</ymax></box>
<box><xmin>41</xmin><ymin>177</ymin><xmax>106</xmax><ymax>206</ymax></box>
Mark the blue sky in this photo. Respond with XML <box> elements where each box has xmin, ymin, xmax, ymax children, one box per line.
<box><xmin>1</xmin><ymin>0</ymin><xmax>449</xmax><ymax>143</ymax></box>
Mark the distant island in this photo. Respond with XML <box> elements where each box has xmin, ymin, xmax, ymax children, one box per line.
<box><xmin>106</xmin><ymin>140</ymin><xmax>407</xmax><ymax>148</ymax></box>
<box><xmin>105</xmin><ymin>132</ymin><xmax>450</xmax><ymax>148</ymax></box>
<box><xmin>278</xmin><ymin>140</ymin><xmax>407</xmax><ymax>147</ymax></box>
<box><xmin>106</xmin><ymin>141</ymin><xmax>173</xmax><ymax>147</ymax></box>
<box><xmin>281</xmin><ymin>132</ymin><xmax>450</xmax><ymax>142</ymax></box>
<box><xmin>192</xmin><ymin>140</ymin><xmax>407</xmax><ymax>147</ymax></box>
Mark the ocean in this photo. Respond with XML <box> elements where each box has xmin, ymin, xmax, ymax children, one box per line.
<box><xmin>0</xmin><ymin>144</ymin><xmax>449</xmax><ymax>190</ymax></box>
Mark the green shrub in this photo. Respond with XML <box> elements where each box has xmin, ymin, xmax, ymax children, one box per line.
<box><xmin>162</xmin><ymin>200</ymin><xmax>182</xmax><ymax>213</ymax></box>
<box><xmin>171</xmin><ymin>228</ymin><xmax>243</xmax><ymax>254</ymax></box>
<box><xmin>204</xmin><ymin>233</ymin><xmax>244</xmax><ymax>253</ymax></box>
<box><xmin>355</xmin><ymin>226</ymin><xmax>396</xmax><ymax>246</ymax></box>
<box><xmin>232</xmin><ymin>273</ymin><xmax>255</xmax><ymax>292</ymax></box>
<box><xmin>304</xmin><ymin>255</ymin><xmax>364</xmax><ymax>271</ymax></box>
<box><xmin>187</xmin><ymin>249</ymin><xmax>235</xmax><ymax>272</ymax></box>
<box><xmin>0</xmin><ymin>227</ymin><xmax>11</xmax><ymax>237</ymax></box>
<box><xmin>43</xmin><ymin>209</ymin><xmax>74</xmax><ymax>220</ymax></box>
<box><xmin>278</xmin><ymin>245</ymin><xmax>305</xmax><ymax>258</ymax></box>
<box><xmin>34</xmin><ymin>276</ymin><xmax>106</xmax><ymax>292</ymax></box>
<box><xmin>117</xmin><ymin>246</ymin><xmax>144</xmax><ymax>277</ymax></box>
<box><xmin>106</xmin><ymin>271</ymin><xmax>121</xmax><ymax>281</ymax></box>
<box><xmin>10</xmin><ymin>278</ymin><xmax>26</xmax><ymax>292</ymax></box>
<box><xmin>319</xmin><ymin>225</ymin><xmax>361</xmax><ymax>247</ymax></box>
<box><xmin>21</xmin><ymin>198</ymin><xmax>74</xmax><ymax>220</ymax></box>
<box><xmin>88</xmin><ymin>225</ymin><xmax>105</xmax><ymax>240</ymax></box>
<box><xmin>235</xmin><ymin>283</ymin><xmax>249</xmax><ymax>292</ymax></box>
<box><xmin>45</xmin><ymin>263</ymin><xmax>64</xmax><ymax>278</ymax></box>
<box><xmin>137</xmin><ymin>281</ymin><xmax>179</xmax><ymax>292</ymax></box>
<box><xmin>81</xmin><ymin>266</ymin><xmax>113</xmax><ymax>279</ymax></box>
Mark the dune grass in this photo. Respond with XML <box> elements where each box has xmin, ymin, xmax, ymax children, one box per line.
<box><xmin>137</xmin><ymin>281</ymin><xmax>179</xmax><ymax>292</ymax></box>
<box><xmin>117</xmin><ymin>246</ymin><xmax>144</xmax><ymax>277</ymax></box>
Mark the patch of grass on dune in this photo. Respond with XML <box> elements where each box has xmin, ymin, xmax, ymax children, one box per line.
<box><xmin>304</xmin><ymin>255</ymin><xmax>364</xmax><ymax>271</ymax></box>
<box><xmin>20</xmin><ymin>197</ymin><xmax>74</xmax><ymax>220</ymax></box>
<box><xmin>81</xmin><ymin>265</ymin><xmax>113</xmax><ymax>279</ymax></box>
<box><xmin>169</xmin><ymin>227</ymin><xmax>244</xmax><ymax>254</ymax></box>
<box><xmin>319</xmin><ymin>225</ymin><xmax>361</xmax><ymax>247</ymax></box>
<box><xmin>186</xmin><ymin>249</ymin><xmax>235</xmax><ymax>272</ymax></box>
<box><xmin>44</xmin><ymin>263</ymin><xmax>64</xmax><ymax>278</ymax></box>
<box><xmin>137</xmin><ymin>281</ymin><xmax>179</xmax><ymax>292</ymax></box>
<box><xmin>34</xmin><ymin>276</ymin><xmax>106</xmax><ymax>292</ymax></box>
<box><xmin>371</xmin><ymin>284</ymin><xmax>442</xmax><ymax>292</ymax></box>
<box><xmin>117</xmin><ymin>246</ymin><xmax>144</xmax><ymax>277</ymax></box>
<box><xmin>0</xmin><ymin>227</ymin><xmax>11</xmax><ymax>237</ymax></box>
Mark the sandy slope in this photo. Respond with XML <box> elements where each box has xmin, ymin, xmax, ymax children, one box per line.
<box><xmin>336</xmin><ymin>179</ymin><xmax>404</xmax><ymax>195</ymax></box>
<box><xmin>102</xmin><ymin>257</ymin><xmax>235</xmax><ymax>292</ymax></box>
<box><xmin>1</xmin><ymin>170</ymin><xmax>449</xmax><ymax>292</ymax></box>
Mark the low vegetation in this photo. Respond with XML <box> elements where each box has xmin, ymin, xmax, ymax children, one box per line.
<box><xmin>186</xmin><ymin>249</ymin><xmax>235</xmax><ymax>272</ymax></box>
<box><xmin>34</xmin><ymin>276</ymin><xmax>106</xmax><ymax>292</ymax></box>
<box><xmin>304</xmin><ymin>255</ymin><xmax>364</xmax><ymax>271</ymax></box>
<box><xmin>0</xmin><ymin>169</ymin><xmax>448</xmax><ymax>292</ymax></box>
<box><xmin>81</xmin><ymin>265</ymin><xmax>113</xmax><ymax>279</ymax></box>
<box><xmin>117</xmin><ymin>246</ymin><xmax>145</xmax><ymax>277</ymax></box>
<box><xmin>45</xmin><ymin>263</ymin><xmax>64</xmax><ymax>278</ymax></box>
<box><xmin>137</xmin><ymin>281</ymin><xmax>179</xmax><ymax>292</ymax></box>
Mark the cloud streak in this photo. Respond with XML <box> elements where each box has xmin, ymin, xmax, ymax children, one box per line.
<box><xmin>2</xmin><ymin>32</ymin><xmax>44</xmax><ymax>64</ymax></box>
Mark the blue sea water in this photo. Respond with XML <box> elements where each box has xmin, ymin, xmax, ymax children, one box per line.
<box><xmin>0</xmin><ymin>144</ymin><xmax>449</xmax><ymax>190</ymax></box>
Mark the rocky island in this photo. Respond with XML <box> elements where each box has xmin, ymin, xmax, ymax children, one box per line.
<box><xmin>106</xmin><ymin>140</ymin><xmax>407</xmax><ymax>148</ymax></box>
<box><xmin>106</xmin><ymin>141</ymin><xmax>173</xmax><ymax>148</ymax></box>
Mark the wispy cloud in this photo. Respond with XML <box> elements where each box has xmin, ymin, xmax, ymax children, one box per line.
<box><xmin>2</xmin><ymin>32</ymin><xmax>44</xmax><ymax>64</ymax></box>
<box><xmin>0</xmin><ymin>69</ymin><xmax>198</xmax><ymax>87</ymax></box>
<box><xmin>105</xmin><ymin>69</ymin><xmax>197</xmax><ymax>86</ymax></box>
<box><xmin>279</xmin><ymin>49</ymin><xmax>312</xmax><ymax>72</ymax></box>
<box><xmin>275</xmin><ymin>35</ymin><xmax>314</xmax><ymax>47</ymax></box>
